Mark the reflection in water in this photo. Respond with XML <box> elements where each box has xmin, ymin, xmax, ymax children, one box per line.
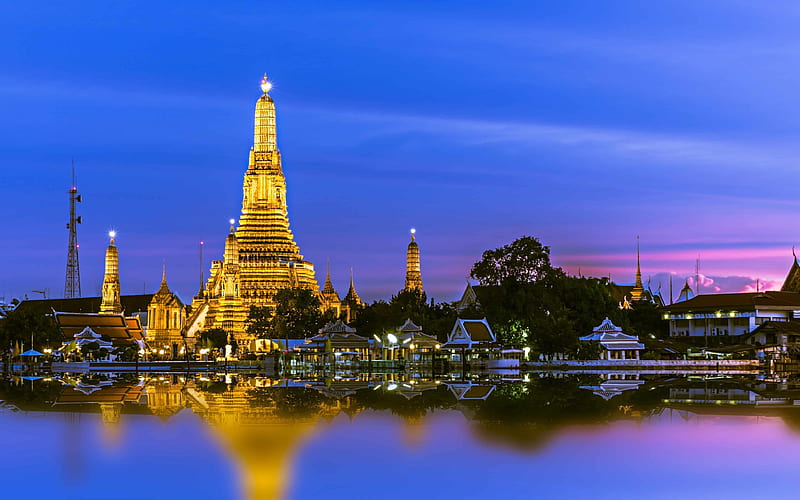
<box><xmin>5</xmin><ymin>372</ymin><xmax>800</xmax><ymax>499</ymax></box>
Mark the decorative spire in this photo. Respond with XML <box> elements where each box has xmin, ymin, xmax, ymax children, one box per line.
<box><xmin>344</xmin><ymin>266</ymin><xmax>363</xmax><ymax>305</ymax></box>
<box><xmin>630</xmin><ymin>236</ymin><xmax>644</xmax><ymax>302</ymax></box>
<box><xmin>322</xmin><ymin>258</ymin><xmax>339</xmax><ymax>299</ymax></box>
<box><xmin>254</xmin><ymin>74</ymin><xmax>277</xmax><ymax>152</ymax></box>
<box><xmin>100</xmin><ymin>231</ymin><xmax>122</xmax><ymax>314</ymax></box>
<box><xmin>224</xmin><ymin>220</ymin><xmax>238</xmax><ymax>266</ymax></box>
<box><xmin>404</xmin><ymin>229</ymin><xmax>423</xmax><ymax>293</ymax></box>
<box><xmin>156</xmin><ymin>260</ymin><xmax>171</xmax><ymax>295</ymax></box>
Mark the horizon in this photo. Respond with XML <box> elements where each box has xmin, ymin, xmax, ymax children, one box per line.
<box><xmin>3</xmin><ymin>2</ymin><xmax>800</xmax><ymax>304</ymax></box>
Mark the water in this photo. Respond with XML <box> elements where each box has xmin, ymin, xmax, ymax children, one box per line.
<box><xmin>3</xmin><ymin>372</ymin><xmax>800</xmax><ymax>499</ymax></box>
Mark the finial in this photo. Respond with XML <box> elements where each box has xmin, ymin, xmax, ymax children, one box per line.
<box><xmin>162</xmin><ymin>259</ymin><xmax>167</xmax><ymax>283</ymax></box>
<box><xmin>108</xmin><ymin>230</ymin><xmax>116</xmax><ymax>243</ymax></box>
<box><xmin>229</xmin><ymin>218</ymin><xmax>235</xmax><ymax>233</ymax></box>
<box><xmin>260</xmin><ymin>73</ymin><xmax>272</xmax><ymax>93</ymax></box>
<box><xmin>794</xmin><ymin>246</ymin><xmax>797</xmax><ymax>261</ymax></box>
<box><xmin>410</xmin><ymin>227</ymin><xmax>416</xmax><ymax>241</ymax></box>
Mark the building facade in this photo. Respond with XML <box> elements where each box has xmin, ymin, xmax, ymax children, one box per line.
<box><xmin>146</xmin><ymin>266</ymin><xmax>185</xmax><ymax>354</ymax></box>
<box><xmin>661</xmin><ymin>291</ymin><xmax>800</xmax><ymax>337</ymax></box>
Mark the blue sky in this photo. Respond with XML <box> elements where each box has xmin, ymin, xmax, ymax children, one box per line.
<box><xmin>3</xmin><ymin>1</ymin><xmax>800</xmax><ymax>303</ymax></box>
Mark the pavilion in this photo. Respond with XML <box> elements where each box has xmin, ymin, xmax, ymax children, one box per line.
<box><xmin>580</xmin><ymin>317</ymin><xmax>644</xmax><ymax>361</ymax></box>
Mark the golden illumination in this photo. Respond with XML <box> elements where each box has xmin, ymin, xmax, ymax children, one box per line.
<box><xmin>188</xmin><ymin>76</ymin><xmax>319</xmax><ymax>349</ymax></box>
<box><xmin>404</xmin><ymin>229</ymin><xmax>423</xmax><ymax>292</ymax></box>
<box><xmin>260</xmin><ymin>73</ymin><xmax>272</xmax><ymax>93</ymax></box>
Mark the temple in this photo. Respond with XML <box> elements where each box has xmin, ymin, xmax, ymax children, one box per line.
<box><xmin>146</xmin><ymin>263</ymin><xmax>185</xmax><ymax>355</ymax></box>
<box><xmin>404</xmin><ymin>228</ymin><xmax>423</xmax><ymax>293</ymax></box>
<box><xmin>319</xmin><ymin>265</ymin><xmax>365</xmax><ymax>323</ymax></box>
<box><xmin>188</xmin><ymin>76</ymin><xmax>319</xmax><ymax>350</ymax></box>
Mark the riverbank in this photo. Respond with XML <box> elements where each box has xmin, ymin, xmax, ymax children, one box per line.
<box><xmin>35</xmin><ymin>359</ymin><xmax>276</xmax><ymax>373</ymax></box>
<box><xmin>523</xmin><ymin>359</ymin><xmax>760</xmax><ymax>374</ymax></box>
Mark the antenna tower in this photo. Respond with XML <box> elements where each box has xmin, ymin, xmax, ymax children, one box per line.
<box><xmin>64</xmin><ymin>162</ymin><xmax>82</xmax><ymax>298</ymax></box>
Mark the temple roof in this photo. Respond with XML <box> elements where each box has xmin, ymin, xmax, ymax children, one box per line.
<box><xmin>397</xmin><ymin>318</ymin><xmax>422</xmax><ymax>332</ymax></box>
<box><xmin>342</xmin><ymin>268</ymin><xmax>362</xmax><ymax>305</ymax></box>
<box><xmin>321</xmin><ymin>264</ymin><xmax>340</xmax><ymax>301</ymax></box>
<box><xmin>15</xmin><ymin>295</ymin><xmax>153</xmax><ymax>315</ymax></box>
<box><xmin>54</xmin><ymin>311</ymin><xmax>144</xmax><ymax>344</ymax></box>
<box><xmin>320</xmin><ymin>319</ymin><xmax>356</xmax><ymax>334</ymax></box>
<box><xmin>782</xmin><ymin>256</ymin><xmax>800</xmax><ymax>293</ymax></box>
<box><xmin>663</xmin><ymin>291</ymin><xmax>800</xmax><ymax>312</ymax></box>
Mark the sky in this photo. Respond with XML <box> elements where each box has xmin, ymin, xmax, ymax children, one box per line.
<box><xmin>3</xmin><ymin>1</ymin><xmax>800</xmax><ymax>304</ymax></box>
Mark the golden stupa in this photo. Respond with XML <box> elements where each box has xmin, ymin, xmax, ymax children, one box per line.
<box><xmin>189</xmin><ymin>75</ymin><xmax>319</xmax><ymax>349</ymax></box>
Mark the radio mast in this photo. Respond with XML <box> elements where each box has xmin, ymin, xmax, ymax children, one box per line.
<box><xmin>64</xmin><ymin>162</ymin><xmax>82</xmax><ymax>298</ymax></box>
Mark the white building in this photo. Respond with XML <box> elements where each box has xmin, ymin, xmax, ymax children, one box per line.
<box><xmin>580</xmin><ymin>317</ymin><xmax>644</xmax><ymax>360</ymax></box>
<box><xmin>661</xmin><ymin>291</ymin><xmax>800</xmax><ymax>338</ymax></box>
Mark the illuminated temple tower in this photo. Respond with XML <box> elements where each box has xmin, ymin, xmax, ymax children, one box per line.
<box><xmin>630</xmin><ymin>237</ymin><xmax>644</xmax><ymax>302</ymax></box>
<box><xmin>404</xmin><ymin>228</ymin><xmax>423</xmax><ymax>293</ymax></box>
<box><xmin>192</xmin><ymin>76</ymin><xmax>318</xmax><ymax>347</ymax></box>
<box><xmin>100</xmin><ymin>231</ymin><xmax>122</xmax><ymax>314</ymax></box>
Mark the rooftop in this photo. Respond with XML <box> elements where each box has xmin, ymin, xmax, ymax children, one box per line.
<box><xmin>663</xmin><ymin>291</ymin><xmax>800</xmax><ymax>312</ymax></box>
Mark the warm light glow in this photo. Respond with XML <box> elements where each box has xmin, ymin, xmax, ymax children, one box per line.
<box><xmin>260</xmin><ymin>74</ymin><xmax>272</xmax><ymax>93</ymax></box>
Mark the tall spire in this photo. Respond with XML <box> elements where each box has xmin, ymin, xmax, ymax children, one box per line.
<box><xmin>342</xmin><ymin>266</ymin><xmax>364</xmax><ymax>312</ymax></box>
<box><xmin>191</xmin><ymin>75</ymin><xmax>318</xmax><ymax>343</ymax></box>
<box><xmin>404</xmin><ymin>228</ymin><xmax>423</xmax><ymax>293</ymax></box>
<box><xmin>322</xmin><ymin>259</ymin><xmax>337</xmax><ymax>295</ymax></box>
<box><xmin>223</xmin><ymin>219</ymin><xmax>239</xmax><ymax>267</ymax></box>
<box><xmin>100</xmin><ymin>231</ymin><xmax>122</xmax><ymax>314</ymax></box>
<box><xmin>253</xmin><ymin>74</ymin><xmax>277</xmax><ymax>153</ymax></box>
<box><xmin>344</xmin><ymin>266</ymin><xmax>362</xmax><ymax>304</ymax></box>
<box><xmin>630</xmin><ymin>236</ymin><xmax>644</xmax><ymax>302</ymax></box>
<box><xmin>156</xmin><ymin>260</ymin><xmax>170</xmax><ymax>295</ymax></box>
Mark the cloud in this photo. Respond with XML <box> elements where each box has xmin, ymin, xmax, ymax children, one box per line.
<box><xmin>294</xmin><ymin>105</ymin><xmax>800</xmax><ymax>178</ymax></box>
<box><xmin>647</xmin><ymin>272</ymin><xmax>782</xmax><ymax>297</ymax></box>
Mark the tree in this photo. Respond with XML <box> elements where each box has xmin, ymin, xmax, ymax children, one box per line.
<box><xmin>352</xmin><ymin>300</ymin><xmax>394</xmax><ymax>336</ymax></box>
<box><xmin>271</xmin><ymin>288</ymin><xmax>326</xmax><ymax>340</ymax></box>
<box><xmin>625</xmin><ymin>300</ymin><xmax>669</xmax><ymax>338</ymax></box>
<box><xmin>470</xmin><ymin>236</ymin><xmax>556</xmax><ymax>286</ymax></box>
<box><xmin>468</xmin><ymin>236</ymin><xmax>626</xmax><ymax>353</ymax></box>
<box><xmin>245</xmin><ymin>305</ymin><xmax>273</xmax><ymax>339</ymax></box>
<box><xmin>198</xmin><ymin>328</ymin><xmax>228</xmax><ymax>349</ymax></box>
<box><xmin>0</xmin><ymin>308</ymin><xmax>61</xmax><ymax>350</ymax></box>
